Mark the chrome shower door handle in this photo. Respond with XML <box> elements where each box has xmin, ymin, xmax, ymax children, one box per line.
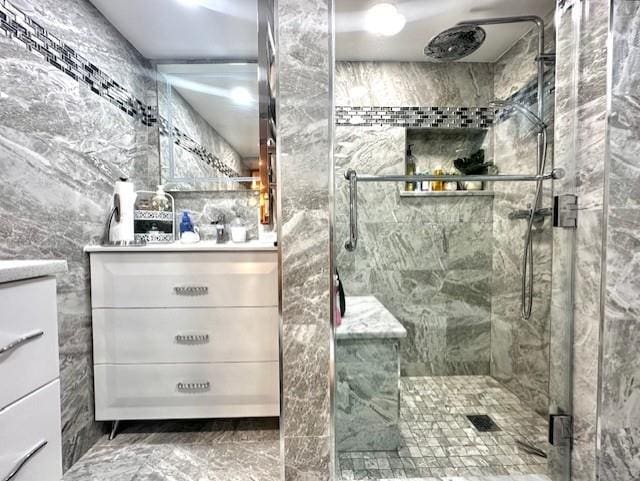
<box><xmin>345</xmin><ymin>169</ymin><xmax>358</xmax><ymax>251</ymax></box>
<box><xmin>0</xmin><ymin>330</ymin><xmax>44</xmax><ymax>356</ymax></box>
<box><xmin>2</xmin><ymin>440</ymin><xmax>47</xmax><ymax>481</ymax></box>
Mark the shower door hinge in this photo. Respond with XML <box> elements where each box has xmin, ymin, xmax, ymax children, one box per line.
<box><xmin>553</xmin><ymin>194</ymin><xmax>578</xmax><ymax>228</ymax></box>
<box><xmin>549</xmin><ymin>414</ymin><xmax>573</xmax><ymax>447</ymax></box>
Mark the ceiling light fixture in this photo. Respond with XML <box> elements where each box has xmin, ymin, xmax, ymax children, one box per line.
<box><xmin>230</xmin><ymin>86</ymin><xmax>253</xmax><ymax>106</ymax></box>
<box><xmin>364</xmin><ymin>3</ymin><xmax>406</xmax><ymax>37</ymax></box>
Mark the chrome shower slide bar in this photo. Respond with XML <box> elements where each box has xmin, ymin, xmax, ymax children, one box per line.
<box><xmin>343</xmin><ymin>168</ymin><xmax>562</xmax><ymax>252</ymax></box>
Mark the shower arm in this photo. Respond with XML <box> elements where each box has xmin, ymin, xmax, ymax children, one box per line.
<box><xmin>457</xmin><ymin>15</ymin><xmax>555</xmax><ymax>133</ymax></box>
<box><xmin>456</xmin><ymin>16</ymin><xmax>553</xmax><ymax>63</ymax></box>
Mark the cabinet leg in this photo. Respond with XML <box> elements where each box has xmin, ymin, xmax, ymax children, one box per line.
<box><xmin>108</xmin><ymin>420</ymin><xmax>120</xmax><ymax>441</ymax></box>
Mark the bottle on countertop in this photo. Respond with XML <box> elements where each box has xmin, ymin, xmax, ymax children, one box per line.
<box><xmin>179</xmin><ymin>211</ymin><xmax>194</xmax><ymax>235</ymax></box>
<box><xmin>179</xmin><ymin>211</ymin><xmax>200</xmax><ymax>243</ymax></box>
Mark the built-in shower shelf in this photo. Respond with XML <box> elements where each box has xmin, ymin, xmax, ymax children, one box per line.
<box><xmin>400</xmin><ymin>190</ymin><xmax>495</xmax><ymax>198</ymax></box>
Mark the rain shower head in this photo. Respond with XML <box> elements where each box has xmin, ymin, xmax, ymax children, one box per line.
<box><xmin>424</xmin><ymin>25</ymin><xmax>486</xmax><ymax>61</ymax></box>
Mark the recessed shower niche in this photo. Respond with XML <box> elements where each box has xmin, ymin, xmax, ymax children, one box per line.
<box><xmin>403</xmin><ymin>127</ymin><xmax>495</xmax><ymax>196</ymax></box>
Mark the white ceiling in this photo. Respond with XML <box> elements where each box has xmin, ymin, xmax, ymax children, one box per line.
<box><xmin>89</xmin><ymin>0</ymin><xmax>554</xmax><ymax>163</ymax></box>
<box><xmin>336</xmin><ymin>0</ymin><xmax>556</xmax><ymax>62</ymax></box>
<box><xmin>158</xmin><ymin>63</ymin><xmax>259</xmax><ymax>159</ymax></box>
<box><xmin>89</xmin><ymin>0</ymin><xmax>258</xmax><ymax>60</ymax></box>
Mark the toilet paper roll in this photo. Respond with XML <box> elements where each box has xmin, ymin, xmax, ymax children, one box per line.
<box><xmin>110</xmin><ymin>180</ymin><xmax>137</xmax><ymax>243</ymax></box>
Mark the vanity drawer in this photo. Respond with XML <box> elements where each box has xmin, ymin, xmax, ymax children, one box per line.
<box><xmin>0</xmin><ymin>380</ymin><xmax>62</xmax><ymax>481</ymax></box>
<box><xmin>90</xmin><ymin>252</ymin><xmax>278</xmax><ymax>308</ymax></box>
<box><xmin>93</xmin><ymin>307</ymin><xmax>279</xmax><ymax>364</ymax></box>
<box><xmin>0</xmin><ymin>278</ymin><xmax>60</xmax><ymax>409</ymax></box>
<box><xmin>94</xmin><ymin>362</ymin><xmax>279</xmax><ymax>420</ymax></box>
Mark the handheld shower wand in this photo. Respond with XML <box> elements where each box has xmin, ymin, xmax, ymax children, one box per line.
<box><xmin>490</xmin><ymin>100</ymin><xmax>549</xmax><ymax>321</ymax></box>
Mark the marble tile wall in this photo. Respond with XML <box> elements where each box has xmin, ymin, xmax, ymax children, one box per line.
<box><xmin>335</xmin><ymin>62</ymin><xmax>497</xmax><ymax>378</ymax></box>
<box><xmin>598</xmin><ymin>0</ymin><xmax>640</xmax><ymax>479</ymax></box>
<box><xmin>0</xmin><ymin>0</ymin><xmax>158</xmax><ymax>470</ymax></box>
<box><xmin>335</xmin><ymin>62</ymin><xmax>494</xmax><ymax>107</ymax></box>
<box><xmin>489</xmin><ymin>11</ymin><xmax>556</xmax><ymax>417</ymax></box>
<box><xmin>172</xmin><ymin>190</ymin><xmax>260</xmax><ymax>241</ymax></box>
<box><xmin>277</xmin><ymin>0</ymin><xmax>333</xmax><ymax>479</ymax></box>
<box><xmin>336</xmin><ymin>339</ymin><xmax>402</xmax><ymax>452</ymax></box>
<box><xmin>335</xmin><ymin>124</ymin><xmax>494</xmax><ymax>377</ymax></box>
<box><xmin>407</xmin><ymin>128</ymin><xmax>492</xmax><ymax>174</ymax></box>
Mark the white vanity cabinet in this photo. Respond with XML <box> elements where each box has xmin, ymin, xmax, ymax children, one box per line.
<box><xmin>0</xmin><ymin>260</ymin><xmax>66</xmax><ymax>481</ymax></box>
<box><xmin>87</xmin><ymin>246</ymin><xmax>280</xmax><ymax>424</ymax></box>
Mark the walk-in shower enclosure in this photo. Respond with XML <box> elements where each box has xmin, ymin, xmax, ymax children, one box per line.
<box><xmin>331</xmin><ymin>3</ymin><xmax>580</xmax><ymax>480</ymax></box>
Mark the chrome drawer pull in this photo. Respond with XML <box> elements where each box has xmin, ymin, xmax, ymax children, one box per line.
<box><xmin>173</xmin><ymin>286</ymin><xmax>209</xmax><ymax>296</ymax></box>
<box><xmin>175</xmin><ymin>334</ymin><xmax>210</xmax><ymax>344</ymax></box>
<box><xmin>0</xmin><ymin>330</ymin><xmax>44</xmax><ymax>356</ymax></box>
<box><xmin>176</xmin><ymin>381</ymin><xmax>211</xmax><ymax>393</ymax></box>
<box><xmin>2</xmin><ymin>440</ymin><xmax>47</xmax><ymax>481</ymax></box>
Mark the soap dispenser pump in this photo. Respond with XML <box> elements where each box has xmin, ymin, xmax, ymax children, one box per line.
<box><xmin>180</xmin><ymin>211</ymin><xmax>194</xmax><ymax>235</ymax></box>
<box><xmin>179</xmin><ymin>211</ymin><xmax>200</xmax><ymax>243</ymax></box>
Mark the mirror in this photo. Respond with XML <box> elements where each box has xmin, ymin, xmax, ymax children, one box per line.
<box><xmin>157</xmin><ymin>62</ymin><xmax>260</xmax><ymax>191</ymax></box>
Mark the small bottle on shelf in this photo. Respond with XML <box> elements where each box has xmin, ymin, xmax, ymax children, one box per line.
<box><xmin>421</xmin><ymin>171</ymin><xmax>431</xmax><ymax>192</ymax></box>
<box><xmin>444</xmin><ymin>171</ymin><xmax>459</xmax><ymax>191</ymax></box>
<box><xmin>432</xmin><ymin>167</ymin><xmax>444</xmax><ymax>191</ymax></box>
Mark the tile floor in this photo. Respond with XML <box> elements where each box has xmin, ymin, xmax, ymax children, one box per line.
<box><xmin>62</xmin><ymin>418</ymin><xmax>280</xmax><ymax>481</ymax></box>
<box><xmin>62</xmin><ymin>376</ymin><xmax>549</xmax><ymax>481</ymax></box>
<box><xmin>338</xmin><ymin>376</ymin><xmax>549</xmax><ymax>480</ymax></box>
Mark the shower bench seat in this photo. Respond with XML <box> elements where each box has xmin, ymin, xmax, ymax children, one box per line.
<box><xmin>336</xmin><ymin>296</ymin><xmax>407</xmax><ymax>452</ymax></box>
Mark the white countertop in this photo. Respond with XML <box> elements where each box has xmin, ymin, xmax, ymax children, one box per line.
<box><xmin>0</xmin><ymin>260</ymin><xmax>68</xmax><ymax>284</ymax></box>
<box><xmin>84</xmin><ymin>240</ymin><xmax>278</xmax><ymax>253</ymax></box>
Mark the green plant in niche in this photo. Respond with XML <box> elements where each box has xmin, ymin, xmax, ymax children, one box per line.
<box><xmin>453</xmin><ymin>149</ymin><xmax>492</xmax><ymax>175</ymax></box>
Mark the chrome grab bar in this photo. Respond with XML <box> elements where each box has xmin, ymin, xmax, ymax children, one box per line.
<box><xmin>342</xmin><ymin>168</ymin><xmax>562</xmax><ymax>252</ymax></box>
<box><xmin>173</xmin><ymin>286</ymin><xmax>208</xmax><ymax>296</ymax></box>
<box><xmin>0</xmin><ymin>330</ymin><xmax>44</xmax><ymax>356</ymax></box>
<box><xmin>355</xmin><ymin>170</ymin><xmax>562</xmax><ymax>183</ymax></box>
<box><xmin>2</xmin><ymin>440</ymin><xmax>47</xmax><ymax>481</ymax></box>
<box><xmin>345</xmin><ymin>169</ymin><xmax>358</xmax><ymax>252</ymax></box>
<box><xmin>175</xmin><ymin>334</ymin><xmax>210</xmax><ymax>344</ymax></box>
<box><xmin>176</xmin><ymin>382</ymin><xmax>211</xmax><ymax>393</ymax></box>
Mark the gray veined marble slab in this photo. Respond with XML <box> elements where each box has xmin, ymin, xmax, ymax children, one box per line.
<box><xmin>337</xmin><ymin>296</ymin><xmax>407</xmax><ymax>340</ymax></box>
<box><xmin>0</xmin><ymin>259</ymin><xmax>67</xmax><ymax>284</ymax></box>
<box><xmin>62</xmin><ymin>419</ymin><xmax>280</xmax><ymax>481</ymax></box>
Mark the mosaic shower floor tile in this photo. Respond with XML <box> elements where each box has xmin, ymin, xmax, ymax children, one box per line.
<box><xmin>338</xmin><ymin>376</ymin><xmax>549</xmax><ymax>480</ymax></box>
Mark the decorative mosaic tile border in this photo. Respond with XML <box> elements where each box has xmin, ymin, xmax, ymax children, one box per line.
<box><xmin>158</xmin><ymin>118</ymin><xmax>239</xmax><ymax>178</ymax></box>
<box><xmin>335</xmin><ymin>68</ymin><xmax>555</xmax><ymax>129</ymax></box>
<box><xmin>0</xmin><ymin>0</ymin><xmax>240</xmax><ymax>178</ymax></box>
<box><xmin>336</xmin><ymin>106</ymin><xmax>493</xmax><ymax>129</ymax></box>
